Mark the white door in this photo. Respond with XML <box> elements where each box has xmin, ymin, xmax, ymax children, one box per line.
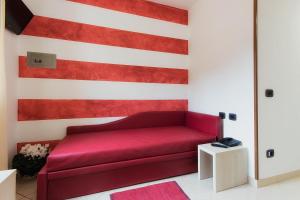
<box><xmin>258</xmin><ymin>0</ymin><xmax>300</xmax><ymax>179</ymax></box>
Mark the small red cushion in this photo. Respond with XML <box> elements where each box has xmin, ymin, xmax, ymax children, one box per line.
<box><xmin>47</xmin><ymin>126</ymin><xmax>215</xmax><ymax>172</ymax></box>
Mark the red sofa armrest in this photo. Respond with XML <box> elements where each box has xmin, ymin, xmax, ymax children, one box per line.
<box><xmin>67</xmin><ymin>111</ymin><xmax>186</xmax><ymax>135</ymax></box>
<box><xmin>37</xmin><ymin>166</ymin><xmax>48</xmax><ymax>200</ymax></box>
<box><xmin>185</xmin><ymin>112</ymin><xmax>222</xmax><ymax>140</ymax></box>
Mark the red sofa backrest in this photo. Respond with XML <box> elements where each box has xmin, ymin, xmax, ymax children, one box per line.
<box><xmin>67</xmin><ymin>111</ymin><xmax>186</xmax><ymax>135</ymax></box>
<box><xmin>67</xmin><ymin>111</ymin><xmax>222</xmax><ymax>139</ymax></box>
<box><xmin>185</xmin><ymin>112</ymin><xmax>222</xmax><ymax>140</ymax></box>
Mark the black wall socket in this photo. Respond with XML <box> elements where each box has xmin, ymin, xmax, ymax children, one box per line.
<box><xmin>265</xmin><ymin>89</ymin><xmax>274</xmax><ymax>97</ymax></box>
<box><xmin>219</xmin><ymin>112</ymin><xmax>226</xmax><ymax>119</ymax></box>
<box><xmin>229</xmin><ymin>113</ymin><xmax>237</xmax><ymax>121</ymax></box>
<box><xmin>266</xmin><ymin>149</ymin><xmax>275</xmax><ymax>158</ymax></box>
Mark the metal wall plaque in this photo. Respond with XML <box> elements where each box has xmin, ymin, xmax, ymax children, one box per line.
<box><xmin>27</xmin><ymin>52</ymin><xmax>57</xmax><ymax>69</ymax></box>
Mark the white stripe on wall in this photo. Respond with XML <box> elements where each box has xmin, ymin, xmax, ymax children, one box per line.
<box><xmin>17</xmin><ymin>78</ymin><xmax>188</xmax><ymax>100</ymax></box>
<box><xmin>16</xmin><ymin>117</ymin><xmax>123</xmax><ymax>142</ymax></box>
<box><xmin>18</xmin><ymin>36</ymin><xmax>188</xmax><ymax>69</ymax></box>
<box><xmin>22</xmin><ymin>0</ymin><xmax>189</xmax><ymax>40</ymax></box>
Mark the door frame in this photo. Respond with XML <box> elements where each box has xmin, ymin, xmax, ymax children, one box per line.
<box><xmin>253</xmin><ymin>0</ymin><xmax>259</xmax><ymax>180</ymax></box>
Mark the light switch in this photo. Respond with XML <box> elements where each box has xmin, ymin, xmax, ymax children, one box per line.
<box><xmin>265</xmin><ymin>89</ymin><xmax>274</xmax><ymax>97</ymax></box>
<box><xmin>27</xmin><ymin>52</ymin><xmax>56</xmax><ymax>69</ymax></box>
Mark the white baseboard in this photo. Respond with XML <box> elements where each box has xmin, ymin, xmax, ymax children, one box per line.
<box><xmin>248</xmin><ymin>176</ymin><xmax>258</xmax><ymax>187</ymax></box>
<box><xmin>251</xmin><ymin>170</ymin><xmax>300</xmax><ymax>188</ymax></box>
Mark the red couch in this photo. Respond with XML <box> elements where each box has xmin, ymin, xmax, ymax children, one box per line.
<box><xmin>37</xmin><ymin>111</ymin><xmax>221</xmax><ymax>200</ymax></box>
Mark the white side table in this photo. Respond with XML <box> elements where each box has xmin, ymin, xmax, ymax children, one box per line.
<box><xmin>198</xmin><ymin>144</ymin><xmax>248</xmax><ymax>192</ymax></box>
<box><xmin>0</xmin><ymin>169</ymin><xmax>16</xmax><ymax>200</ymax></box>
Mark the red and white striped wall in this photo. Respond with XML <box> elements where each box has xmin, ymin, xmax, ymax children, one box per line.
<box><xmin>17</xmin><ymin>0</ymin><xmax>189</xmax><ymax>142</ymax></box>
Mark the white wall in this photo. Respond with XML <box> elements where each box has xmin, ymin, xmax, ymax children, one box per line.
<box><xmin>0</xmin><ymin>0</ymin><xmax>8</xmax><ymax>170</ymax></box>
<box><xmin>189</xmin><ymin>0</ymin><xmax>255</xmax><ymax>177</ymax></box>
<box><xmin>4</xmin><ymin>30</ymin><xmax>18</xmax><ymax>164</ymax></box>
<box><xmin>4</xmin><ymin>0</ymin><xmax>189</xmax><ymax>163</ymax></box>
<box><xmin>16</xmin><ymin>0</ymin><xmax>188</xmax><ymax>142</ymax></box>
<box><xmin>257</xmin><ymin>0</ymin><xmax>300</xmax><ymax>179</ymax></box>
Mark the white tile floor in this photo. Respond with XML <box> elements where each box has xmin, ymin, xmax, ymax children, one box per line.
<box><xmin>16</xmin><ymin>177</ymin><xmax>36</xmax><ymax>200</ymax></box>
<box><xmin>17</xmin><ymin>173</ymin><xmax>300</xmax><ymax>200</ymax></box>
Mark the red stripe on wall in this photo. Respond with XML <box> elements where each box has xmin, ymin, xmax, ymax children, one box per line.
<box><xmin>18</xmin><ymin>100</ymin><xmax>188</xmax><ymax>121</ymax></box>
<box><xmin>22</xmin><ymin>16</ymin><xmax>188</xmax><ymax>55</ymax></box>
<box><xmin>68</xmin><ymin>0</ymin><xmax>188</xmax><ymax>25</ymax></box>
<box><xmin>19</xmin><ymin>57</ymin><xmax>188</xmax><ymax>84</ymax></box>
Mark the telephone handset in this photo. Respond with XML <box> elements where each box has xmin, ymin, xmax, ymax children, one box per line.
<box><xmin>211</xmin><ymin>137</ymin><xmax>242</xmax><ymax>148</ymax></box>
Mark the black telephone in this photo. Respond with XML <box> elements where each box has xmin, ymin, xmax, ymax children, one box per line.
<box><xmin>211</xmin><ymin>137</ymin><xmax>242</xmax><ymax>148</ymax></box>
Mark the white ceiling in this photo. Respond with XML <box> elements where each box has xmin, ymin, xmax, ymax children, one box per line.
<box><xmin>148</xmin><ymin>0</ymin><xmax>198</xmax><ymax>10</ymax></box>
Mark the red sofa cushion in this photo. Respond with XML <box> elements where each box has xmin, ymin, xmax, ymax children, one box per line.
<box><xmin>47</xmin><ymin>126</ymin><xmax>215</xmax><ymax>172</ymax></box>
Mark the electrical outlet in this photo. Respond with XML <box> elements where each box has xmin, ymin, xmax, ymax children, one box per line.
<box><xmin>219</xmin><ymin>112</ymin><xmax>226</xmax><ymax>119</ymax></box>
<box><xmin>229</xmin><ymin>113</ymin><xmax>237</xmax><ymax>121</ymax></box>
<box><xmin>266</xmin><ymin>149</ymin><xmax>274</xmax><ymax>158</ymax></box>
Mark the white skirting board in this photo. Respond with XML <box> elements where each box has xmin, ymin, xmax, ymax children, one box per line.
<box><xmin>248</xmin><ymin>169</ymin><xmax>300</xmax><ymax>188</ymax></box>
